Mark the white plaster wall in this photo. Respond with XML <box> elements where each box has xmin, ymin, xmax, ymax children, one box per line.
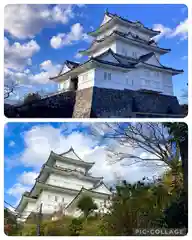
<box><xmin>94</xmin><ymin>184</ymin><xmax>112</xmax><ymax>195</ymax></box>
<box><xmin>100</xmin><ymin>14</ymin><xmax>112</xmax><ymax>26</ymax></box>
<box><xmin>161</xmin><ymin>72</ymin><xmax>174</xmax><ymax>95</ymax></box>
<box><xmin>55</xmin><ymin>160</ymin><xmax>86</xmax><ymax>174</ymax></box>
<box><xmin>60</xmin><ymin>65</ymin><xmax>70</xmax><ymax>75</ymax></box>
<box><xmin>20</xmin><ymin>202</ymin><xmax>36</xmax><ymax>220</ymax></box>
<box><xmin>134</xmin><ymin>67</ymin><xmax>173</xmax><ymax>95</ymax></box>
<box><xmin>116</xmin><ymin>40</ymin><xmax>161</xmax><ymax>64</ymax></box>
<box><xmin>46</xmin><ymin>173</ymin><xmax>94</xmax><ymax>190</ymax></box>
<box><xmin>91</xmin><ymin>42</ymin><xmax>116</xmax><ymax>58</ymax></box>
<box><xmin>116</xmin><ymin>40</ymin><xmax>147</xmax><ymax>58</ymax></box>
<box><xmin>78</xmin><ymin>69</ymin><xmax>95</xmax><ymax>90</ymax></box>
<box><xmin>97</xmin><ymin>53</ymin><xmax>119</xmax><ymax>63</ymax></box>
<box><xmin>94</xmin><ymin>66</ymin><xmax>173</xmax><ymax>96</ymax></box>
<box><xmin>58</xmin><ymin>79</ymin><xmax>71</xmax><ymax>91</ymax></box>
<box><xmin>35</xmin><ymin>190</ymin><xmax>75</xmax><ymax>214</ymax></box>
<box><xmin>95</xmin><ymin>67</ymin><xmax>133</xmax><ymax>90</ymax></box>
<box><xmin>96</xmin><ymin>25</ymin><xmax>118</xmax><ymax>40</ymax></box>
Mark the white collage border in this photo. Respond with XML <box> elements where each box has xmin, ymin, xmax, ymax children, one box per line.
<box><xmin>0</xmin><ymin>0</ymin><xmax>191</xmax><ymax>239</ymax></box>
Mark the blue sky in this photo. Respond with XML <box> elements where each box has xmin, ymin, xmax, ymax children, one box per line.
<box><xmin>4</xmin><ymin>4</ymin><xmax>188</xmax><ymax>103</ymax></box>
<box><xmin>4</xmin><ymin>122</ymin><xmax>173</xmax><ymax>209</ymax></box>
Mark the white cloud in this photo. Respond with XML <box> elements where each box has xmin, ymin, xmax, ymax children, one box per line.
<box><xmin>4</xmin><ymin>4</ymin><xmax>74</xmax><ymax>39</ymax></box>
<box><xmin>170</xmin><ymin>18</ymin><xmax>188</xmax><ymax>40</ymax></box>
<box><xmin>6</xmin><ymin>124</ymin><xmax>167</xmax><ymax>186</ymax></box>
<box><xmin>153</xmin><ymin>18</ymin><xmax>188</xmax><ymax>41</ymax></box>
<box><xmin>50</xmin><ymin>23</ymin><xmax>91</xmax><ymax>49</ymax></box>
<box><xmin>74</xmin><ymin>52</ymin><xmax>82</xmax><ymax>59</ymax></box>
<box><xmin>17</xmin><ymin>171</ymin><xmax>38</xmax><ymax>185</ymax></box>
<box><xmin>7</xmin><ymin>183</ymin><xmax>30</xmax><ymax>198</ymax></box>
<box><xmin>181</xmin><ymin>55</ymin><xmax>188</xmax><ymax>60</ymax></box>
<box><xmin>5</xmin><ymin>59</ymin><xmax>61</xmax><ymax>86</ymax></box>
<box><xmin>4</xmin><ymin>37</ymin><xmax>40</xmax><ymax>71</ymax></box>
<box><xmin>9</xmin><ymin>140</ymin><xmax>15</xmax><ymax>147</ymax></box>
<box><xmin>17</xmin><ymin>125</ymin><xmax>96</xmax><ymax>169</ymax></box>
<box><xmin>29</xmin><ymin>60</ymin><xmax>61</xmax><ymax>84</ymax></box>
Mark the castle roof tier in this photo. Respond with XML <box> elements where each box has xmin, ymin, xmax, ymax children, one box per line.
<box><xmin>80</xmin><ymin>30</ymin><xmax>171</xmax><ymax>56</ymax></box>
<box><xmin>88</xmin><ymin>11</ymin><xmax>160</xmax><ymax>38</ymax></box>
<box><xmin>48</xmin><ymin>147</ymin><xmax>95</xmax><ymax>172</ymax></box>
<box><xmin>50</xmin><ymin>49</ymin><xmax>183</xmax><ymax>82</ymax></box>
<box><xmin>36</xmin><ymin>164</ymin><xmax>103</xmax><ymax>184</ymax></box>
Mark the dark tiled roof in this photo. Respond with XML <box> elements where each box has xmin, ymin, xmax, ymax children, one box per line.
<box><xmin>95</xmin><ymin>49</ymin><xmax>183</xmax><ymax>73</ymax></box>
<box><xmin>65</xmin><ymin>60</ymin><xmax>80</xmax><ymax>69</ymax></box>
<box><xmin>106</xmin><ymin>12</ymin><xmax>160</xmax><ymax>34</ymax></box>
<box><xmin>58</xmin><ymin>60</ymin><xmax>80</xmax><ymax>76</ymax></box>
<box><xmin>88</xmin><ymin>30</ymin><xmax>170</xmax><ymax>52</ymax></box>
<box><xmin>93</xmin><ymin>57</ymin><xmax>134</xmax><ymax>69</ymax></box>
<box><xmin>88</xmin><ymin>11</ymin><xmax>160</xmax><ymax>36</ymax></box>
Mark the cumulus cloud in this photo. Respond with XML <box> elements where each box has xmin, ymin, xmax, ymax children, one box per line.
<box><xmin>7</xmin><ymin>183</ymin><xmax>30</xmax><ymax>198</ymax></box>
<box><xmin>7</xmin><ymin>171</ymin><xmax>38</xmax><ymax>201</ymax></box>
<box><xmin>50</xmin><ymin>23</ymin><xmax>91</xmax><ymax>49</ymax></box>
<box><xmin>181</xmin><ymin>55</ymin><xmax>188</xmax><ymax>60</ymax></box>
<box><xmin>29</xmin><ymin>60</ymin><xmax>61</xmax><ymax>84</ymax></box>
<box><xmin>16</xmin><ymin>125</ymin><xmax>96</xmax><ymax>169</ymax></box>
<box><xmin>153</xmin><ymin>18</ymin><xmax>188</xmax><ymax>41</ymax></box>
<box><xmin>4</xmin><ymin>4</ymin><xmax>74</xmax><ymax>39</ymax></box>
<box><xmin>5</xmin><ymin>59</ymin><xmax>61</xmax><ymax>86</ymax></box>
<box><xmin>74</xmin><ymin>52</ymin><xmax>83</xmax><ymax>59</ymax></box>
<box><xmin>7</xmin><ymin>124</ymin><xmax>167</xmax><ymax>184</ymax></box>
<box><xmin>4</xmin><ymin>37</ymin><xmax>40</xmax><ymax>71</ymax></box>
<box><xmin>17</xmin><ymin>171</ymin><xmax>38</xmax><ymax>185</ymax></box>
<box><xmin>9</xmin><ymin>140</ymin><xmax>15</xmax><ymax>147</ymax></box>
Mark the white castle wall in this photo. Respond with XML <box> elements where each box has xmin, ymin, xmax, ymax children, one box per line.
<box><xmin>78</xmin><ymin>69</ymin><xmax>95</xmax><ymax>90</ymax></box>
<box><xmin>45</xmin><ymin>173</ymin><xmax>94</xmax><ymax>190</ymax></box>
<box><xmin>92</xmin><ymin>42</ymin><xmax>116</xmax><ymax>57</ymax></box>
<box><xmin>115</xmin><ymin>40</ymin><xmax>161</xmax><ymax>62</ymax></box>
<box><xmin>35</xmin><ymin>190</ymin><xmax>75</xmax><ymax>214</ymax></box>
<box><xmin>19</xmin><ymin>202</ymin><xmax>36</xmax><ymax>221</ymax></box>
<box><xmin>94</xmin><ymin>66</ymin><xmax>173</xmax><ymax>96</ymax></box>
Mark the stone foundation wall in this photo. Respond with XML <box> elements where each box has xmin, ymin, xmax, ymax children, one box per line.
<box><xmin>72</xmin><ymin>88</ymin><xmax>93</xmax><ymax>118</ymax></box>
<box><xmin>5</xmin><ymin>91</ymin><xmax>76</xmax><ymax>118</ymax></box>
<box><xmin>4</xmin><ymin>87</ymin><xmax>183</xmax><ymax>118</ymax></box>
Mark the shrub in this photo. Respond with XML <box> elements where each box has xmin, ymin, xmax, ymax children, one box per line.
<box><xmin>77</xmin><ymin>195</ymin><xmax>98</xmax><ymax>218</ymax></box>
<box><xmin>24</xmin><ymin>92</ymin><xmax>41</xmax><ymax>104</ymax></box>
<box><xmin>69</xmin><ymin>218</ymin><xmax>83</xmax><ymax>236</ymax></box>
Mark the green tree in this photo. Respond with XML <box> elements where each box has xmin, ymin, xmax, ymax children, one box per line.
<box><xmin>77</xmin><ymin>196</ymin><xmax>98</xmax><ymax>218</ymax></box>
<box><xmin>100</xmin><ymin>177</ymin><xmax>180</xmax><ymax>236</ymax></box>
<box><xmin>24</xmin><ymin>92</ymin><xmax>41</xmax><ymax>104</ymax></box>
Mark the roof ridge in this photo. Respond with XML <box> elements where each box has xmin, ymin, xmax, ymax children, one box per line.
<box><xmin>105</xmin><ymin>11</ymin><xmax>160</xmax><ymax>34</ymax></box>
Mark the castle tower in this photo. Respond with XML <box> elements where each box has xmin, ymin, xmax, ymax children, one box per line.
<box><xmin>16</xmin><ymin>147</ymin><xmax>111</xmax><ymax>222</ymax></box>
<box><xmin>49</xmin><ymin>11</ymin><xmax>183</xmax><ymax>118</ymax></box>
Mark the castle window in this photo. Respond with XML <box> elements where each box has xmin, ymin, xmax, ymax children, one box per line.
<box><xmin>62</xmin><ymin>197</ymin><xmax>65</xmax><ymax>202</ymax></box>
<box><xmin>55</xmin><ymin>196</ymin><xmax>58</xmax><ymax>202</ymax></box>
<box><xmin>104</xmin><ymin>72</ymin><xmax>111</xmax><ymax>80</ymax></box>
<box><xmin>122</xmin><ymin>48</ymin><xmax>127</xmax><ymax>56</ymax></box>
<box><xmin>154</xmin><ymin>71</ymin><xmax>160</xmax><ymax>78</ymax></box>
<box><xmin>145</xmin><ymin>79</ymin><xmax>150</xmax><ymax>85</ymax></box>
<box><xmin>126</xmin><ymin>78</ymin><xmax>133</xmax><ymax>86</ymax></box>
<box><xmin>104</xmin><ymin>72</ymin><xmax>107</xmax><ymax>80</ymax></box>
<box><xmin>132</xmin><ymin>52</ymin><xmax>137</xmax><ymax>58</ymax></box>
